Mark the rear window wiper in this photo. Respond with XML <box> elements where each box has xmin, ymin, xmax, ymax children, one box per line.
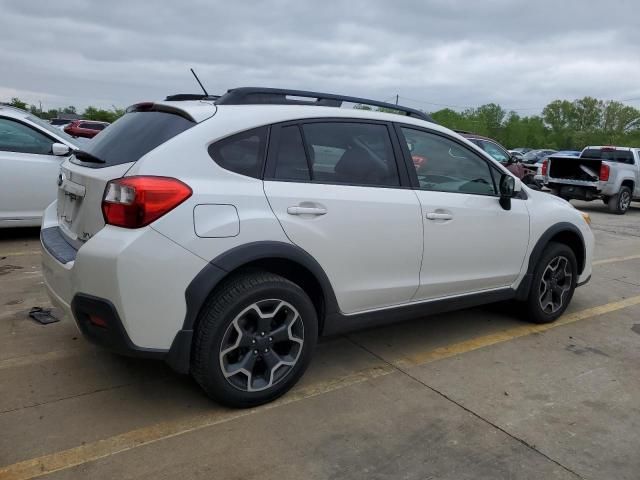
<box><xmin>74</xmin><ymin>150</ymin><xmax>105</xmax><ymax>163</ymax></box>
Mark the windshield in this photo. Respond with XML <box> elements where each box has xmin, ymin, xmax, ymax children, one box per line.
<box><xmin>523</xmin><ymin>150</ymin><xmax>554</xmax><ymax>162</ymax></box>
<box><xmin>26</xmin><ymin>115</ymin><xmax>78</xmax><ymax>145</ymax></box>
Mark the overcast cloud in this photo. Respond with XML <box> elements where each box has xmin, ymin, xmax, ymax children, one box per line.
<box><xmin>1</xmin><ymin>0</ymin><xmax>639</xmax><ymax>114</ymax></box>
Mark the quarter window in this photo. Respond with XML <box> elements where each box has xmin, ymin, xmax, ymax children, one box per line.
<box><xmin>208</xmin><ymin>126</ymin><xmax>268</xmax><ymax>178</ymax></box>
<box><xmin>400</xmin><ymin>128</ymin><xmax>497</xmax><ymax>195</ymax></box>
<box><xmin>0</xmin><ymin>118</ymin><xmax>54</xmax><ymax>155</ymax></box>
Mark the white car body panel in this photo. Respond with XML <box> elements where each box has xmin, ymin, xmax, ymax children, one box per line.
<box><xmin>0</xmin><ymin>106</ymin><xmax>79</xmax><ymax>227</ymax></box>
<box><xmin>413</xmin><ymin>190</ymin><xmax>530</xmax><ymax>299</ymax></box>
<box><xmin>39</xmin><ymin>99</ymin><xmax>594</xmax><ymax>362</ymax></box>
<box><xmin>264</xmin><ymin>180</ymin><xmax>423</xmax><ymax>313</ymax></box>
<box><xmin>42</xmin><ymin>202</ymin><xmax>208</xmax><ymax>348</ymax></box>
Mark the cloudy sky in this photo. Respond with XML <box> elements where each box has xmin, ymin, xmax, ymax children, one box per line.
<box><xmin>1</xmin><ymin>0</ymin><xmax>639</xmax><ymax>114</ymax></box>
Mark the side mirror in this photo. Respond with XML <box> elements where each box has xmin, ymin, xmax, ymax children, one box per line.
<box><xmin>499</xmin><ymin>174</ymin><xmax>518</xmax><ymax>210</ymax></box>
<box><xmin>52</xmin><ymin>143</ymin><xmax>71</xmax><ymax>156</ymax></box>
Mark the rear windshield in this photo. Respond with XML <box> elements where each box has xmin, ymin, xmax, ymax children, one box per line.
<box><xmin>71</xmin><ymin>111</ymin><xmax>194</xmax><ymax>168</ymax></box>
<box><xmin>582</xmin><ymin>148</ymin><xmax>635</xmax><ymax>164</ymax></box>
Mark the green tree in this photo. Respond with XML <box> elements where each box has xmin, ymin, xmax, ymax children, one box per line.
<box><xmin>9</xmin><ymin>97</ymin><xmax>28</xmax><ymax>110</ymax></box>
<box><xmin>82</xmin><ymin>106</ymin><xmax>124</xmax><ymax>123</ymax></box>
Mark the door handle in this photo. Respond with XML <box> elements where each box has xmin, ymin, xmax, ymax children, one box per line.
<box><xmin>426</xmin><ymin>212</ymin><xmax>453</xmax><ymax>221</ymax></box>
<box><xmin>287</xmin><ymin>206</ymin><xmax>327</xmax><ymax>216</ymax></box>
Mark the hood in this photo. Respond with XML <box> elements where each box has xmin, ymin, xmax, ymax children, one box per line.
<box><xmin>525</xmin><ymin>186</ymin><xmax>573</xmax><ymax>209</ymax></box>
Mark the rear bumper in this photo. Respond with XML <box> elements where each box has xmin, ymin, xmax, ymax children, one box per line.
<box><xmin>40</xmin><ymin>201</ymin><xmax>209</xmax><ymax>368</ymax></box>
<box><xmin>71</xmin><ymin>293</ymin><xmax>165</xmax><ymax>358</ymax></box>
<box><xmin>546</xmin><ymin>179</ymin><xmax>617</xmax><ymax>198</ymax></box>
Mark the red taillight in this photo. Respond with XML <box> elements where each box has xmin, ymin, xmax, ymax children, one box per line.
<box><xmin>541</xmin><ymin>159</ymin><xmax>548</xmax><ymax>176</ymax></box>
<box><xmin>102</xmin><ymin>176</ymin><xmax>192</xmax><ymax>228</ymax></box>
<box><xmin>599</xmin><ymin>163</ymin><xmax>610</xmax><ymax>181</ymax></box>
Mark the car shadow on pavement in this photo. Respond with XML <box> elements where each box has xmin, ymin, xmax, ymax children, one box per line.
<box><xmin>0</xmin><ymin>227</ymin><xmax>41</xmax><ymax>241</ymax></box>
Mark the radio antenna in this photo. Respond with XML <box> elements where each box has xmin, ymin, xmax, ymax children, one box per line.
<box><xmin>190</xmin><ymin>68</ymin><xmax>209</xmax><ymax>96</ymax></box>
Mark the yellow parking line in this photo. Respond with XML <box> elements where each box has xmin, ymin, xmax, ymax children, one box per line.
<box><xmin>2</xmin><ymin>295</ymin><xmax>640</xmax><ymax>479</ymax></box>
<box><xmin>593</xmin><ymin>254</ymin><xmax>640</xmax><ymax>265</ymax></box>
<box><xmin>0</xmin><ymin>365</ymin><xmax>394</xmax><ymax>480</ymax></box>
<box><xmin>397</xmin><ymin>294</ymin><xmax>640</xmax><ymax>368</ymax></box>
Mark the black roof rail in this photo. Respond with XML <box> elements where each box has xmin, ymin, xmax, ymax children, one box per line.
<box><xmin>164</xmin><ymin>93</ymin><xmax>220</xmax><ymax>101</ymax></box>
<box><xmin>215</xmin><ymin>87</ymin><xmax>433</xmax><ymax>122</ymax></box>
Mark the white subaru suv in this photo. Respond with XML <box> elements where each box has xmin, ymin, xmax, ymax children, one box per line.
<box><xmin>41</xmin><ymin>88</ymin><xmax>593</xmax><ymax>407</ymax></box>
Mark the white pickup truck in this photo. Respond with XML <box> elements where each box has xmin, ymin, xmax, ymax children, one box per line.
<box><xmin>543</xmin><ymin>146</ymin><xmax>640</xmax><ymax>214</ymax></box>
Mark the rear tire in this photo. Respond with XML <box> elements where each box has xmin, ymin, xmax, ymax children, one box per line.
<box><xmin>608</xmin><ymin>186</ymin><xmax>632</xmax><ymax>214</ymax></box>
<box><xmin>191</xmin><ymin>271</ymin><xmax>318</xmax><ymax>408</ymax></box>
<box><xmin>524</xmin><ymin>242</ymin><xmax>577</xmax><ymax>324</ymax></box>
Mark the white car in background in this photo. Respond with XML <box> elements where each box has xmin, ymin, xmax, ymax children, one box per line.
<box><xmin>0</xmin><ymin>105</ymin><xmax>82</xmax><ymax>227</ymax></box>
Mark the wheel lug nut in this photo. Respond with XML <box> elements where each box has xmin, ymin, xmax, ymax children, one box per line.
<box><xmin>251</xmin><ymin>339</ymin><xmax>256</xmax><ymax>344</ymax></box>
<box><xmin>253</xmin><ymin>349</ymin><xmax>258</xmax><ymax>355</ymax></box>
<box><xmin>268</xmin><ymin>337</ymin><xmax>273</xmax><ymax>342</ymax></box>
<box><xmin>260</xmin><ymin>332</ymin><xmax>265</xmax><ymax>336</ymax></box>
<box><xmin>264</xmin><ymin>348</ymin><xmax>269</xmax><ymax>353</ymax></box>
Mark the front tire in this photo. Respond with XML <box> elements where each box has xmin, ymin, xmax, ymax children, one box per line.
<box><xmin>608</xmin><ymin>186</ymin><xmax>632</xmax><ymax>214</ymax></box>
<box><xmin>524</xmin><ymin>242</ymin><xmax>577</xmax><ymax>324</ymax></box>
<box><xmin>191</xmin><ymin>271</ymin><xmax>318</xmax><ymax>408</ymax></box>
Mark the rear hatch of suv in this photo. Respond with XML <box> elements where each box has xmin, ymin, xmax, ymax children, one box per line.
<box><xmin>56</xmin><ymin>106</ymin><xmax>199</xmax><ymax>245</ymax></box>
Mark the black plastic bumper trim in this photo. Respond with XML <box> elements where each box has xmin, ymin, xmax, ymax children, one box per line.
<box><xmin>41</xmin><ymin>226</ymin><xmax>78</xmax><ymax>264</ymax></box>
<box><xmin>71</xmin><ymin>293</ymin><xmax>167</xmax><ymax>359</ymax></box>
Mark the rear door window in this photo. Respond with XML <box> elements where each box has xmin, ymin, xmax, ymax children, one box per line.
<box><xmin>273</xmin><ymin>126</ymin><xmax>310</xmax><ymax>181</ymax></box>
<box><xmin>301</xmin><ymin>122</ymin><xmax>400</xmax><ymax>187</ymax></box>
<box><xmin>72</xmin><ymin>111</ymin><xmax>195</xmax><ymax>168</ymax></box>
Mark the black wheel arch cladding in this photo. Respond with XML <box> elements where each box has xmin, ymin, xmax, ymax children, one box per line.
<box><xmin>183</xmin><ymin>241</ymin><xmax>339</xmax><ymax>332</ymax></box>
<box><xmin>516</xmin><ymin>222</ymin><xmax>585</xmax><ymax>300</ymax></box>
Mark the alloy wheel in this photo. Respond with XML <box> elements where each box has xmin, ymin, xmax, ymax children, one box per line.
<box><xmin>620</xmin><ymin>190</ymin><xmax>631</xmax><ymax>211</ymax></box>
<box><xmin>219</xmin><ymin>299</ymin><xmax>304</xmax><ymax>392</ymax></box>
<box><xmin>538</xmin><ymin>256</ymin><xmax>573</xmax><ymax>314</ymax></box>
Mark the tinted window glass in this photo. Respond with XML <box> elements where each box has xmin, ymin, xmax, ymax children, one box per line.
<box><xmin>209</xmin><ymin>126</ymin><xmax>268</xmax><ymax>178</ymax></box>
<box><xmin>301</xmin><ymin>122</ymin><xmax>399</xmax><ymax>187</ymax></box>
<box><xmin>480</xmin><ymin>140</ymin><xmax>510</xmax><ymax>163</ymax></box>
<box><xmin>400</xmin><ymin>128</ymin><xmax>496</xmax><ymax>195</ymax></box>
<box><xmin>73</xmin><ymin>111</ymin><xmax>194</xmax><ymax>168</ymax></box>
<box><xmin>28</xmin><ymin>115</ymin><xmax>76</xmax><ymax>143</ymax></box>
<box><xmin>0</xmin><ymin>118</ymin><xmax>53</xmax><ymax>155</ymax></box>
<box><xmin>274</xmin><ymin>126</ymin><xmax>310</xmax><ymax>181</ymax></box>
<box><xmin>582</xmin><ymin>148</ymin><xmax>634</xmax><ymax>164</ymax></box>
